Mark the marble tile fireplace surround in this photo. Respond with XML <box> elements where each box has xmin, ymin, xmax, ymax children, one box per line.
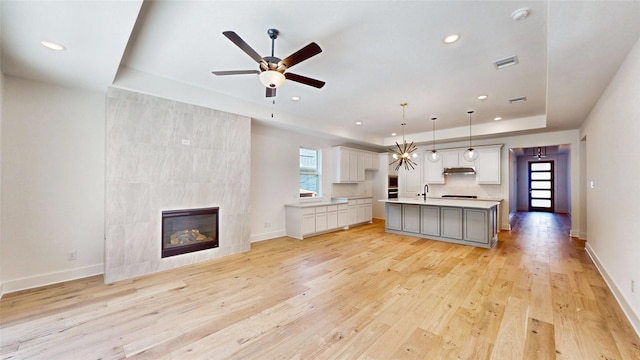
<box><xmin>105</xmin><ymin>88</ymin><xmax>251</xmax><ymax>283</ymax></box>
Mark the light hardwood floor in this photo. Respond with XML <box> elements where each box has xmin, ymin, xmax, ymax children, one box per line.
<box><xmin>1</xmin><ymin>212</ymin><xmax>639</xmax><ymax>359</ymax></box>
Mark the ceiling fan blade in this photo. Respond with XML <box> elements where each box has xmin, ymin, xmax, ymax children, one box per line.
<box><xmin>285</xmin><ymin>73</ymin><xmax>326</xmax><ymax>88</ymax></box>
<box><xmin>222</xmin><ymin>31</ymin><xmax>264</xmax><ymax>63</ymax></box>
<box><xmin>266</xmin><ymin>87</ymin><xmax>276</xmax><ymax>98</ymax></box>
<box><xmin>211</xmin><ymin>70</ymin><xmax>260</xmax><ymax>76</ymax></box>
<box><xmin>281</xmin><ymin>42</ymin><xmax>322</xmax><ymax>69</ymax></box>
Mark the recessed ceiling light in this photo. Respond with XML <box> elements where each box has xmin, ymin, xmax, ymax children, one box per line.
<box><xmin>291</xmin><ymin>96</ymin><xmax>301</xmax><ymax>101</ymax></box>
<box><xmin>355</xmin><ymin>121</ymin><xmax>362</xmax><ymax>125</ymax></box>
<box><xmin>494</xmin><ymin>116</ymin><xmax>502</xmax><ymax>121</ymax></box>
<box><xmin>40</xmin><ymin>40</ymin><xmax>66</xmax><ymax>51</ymax></box>
<box><xmin>443</xmin><ymin>34</ymin><xmax>460</xmax><ymax>44</ymax></box>
<box><xmin>391</xmin><ymin>132</ymin><xmax>397</xmax><ymax>136</ymax></box>
<box><xmin>477</xmin><ymin>94</ymin><xmax>488</xmax><ymax>100</ymax></box>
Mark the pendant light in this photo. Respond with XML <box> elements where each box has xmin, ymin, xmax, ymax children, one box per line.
<box><xmin>427</xmin><ymin>117</ymin><xmax>441</xmax><ymax>162</ymax></box>
<box><xmin>389</xmin><ymin>103</ymin><xmax>418</xmax><ymax>171</ymax></box>
<box><xmin>463</xmin><ymin>110</ymin><xmax>479</xmax><ymax>162</ymax></box>
<box><xmin>533</xmin><ymin>146</ymin><xmax>547</xmax><ymax>160</ymax></box>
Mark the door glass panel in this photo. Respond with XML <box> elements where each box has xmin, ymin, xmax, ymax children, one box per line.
<box><xmin>531</xmin><ymin>181</ymin><xmax>551</xmax><ymax>189</ymax></box>
<box><xmin>531</xmin><ymin>190</ymin><xmax>551</xmax><ymax>198</ymax></box>
<box><xmin>531</xmin><ymin>199</ymin><xmax>551</xmax><ymax>208</ymax></box>
<box><xmin>531</xmin><ymin>172</ymin><xmax>551</xmax><ymax>180</ymax></box>
<box><xmin>531</xmin><ymin>163</ymin><xmax>551</xmax><ymax>171</ymax></box>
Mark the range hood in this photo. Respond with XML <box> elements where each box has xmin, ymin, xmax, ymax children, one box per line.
<box><xmin>443</xmin><ymin>167</ymin><xmax>476</xmax><ymax>175</ymax></box>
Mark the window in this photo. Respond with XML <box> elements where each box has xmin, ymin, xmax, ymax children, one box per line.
<box><xmin>299</xmin><ymin>147</ymin><xmax>321</xmax><ymax>198</ymax></box>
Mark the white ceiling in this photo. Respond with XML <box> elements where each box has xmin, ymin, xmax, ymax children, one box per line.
<box><xmin>2</xmin><ymin>1</ymin><xmax>639</xmax><ymax>149</ymax></box>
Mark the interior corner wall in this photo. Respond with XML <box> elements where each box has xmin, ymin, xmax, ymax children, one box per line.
<box><xmin>0</xmin><ymin>70</ymin><xmax>4</xmax><ymax>297</ymax></box>
<box><xmin>581</xmin><ymin>37</ymin><xmax>640</xmax><ymax>333</ymax></box>
<box><xmin>104</xmin><ymin>88</ymin><xmax>251</xmax><ymax>283</ymax></box>
<box><xmin>1</xmin><ymin>77</ymin><xmax>105</xmax><ymax>293</ymax></box>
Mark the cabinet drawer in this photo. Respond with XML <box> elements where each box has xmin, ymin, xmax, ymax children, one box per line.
<box><xmin>302</xmin><ymin>208</ymin><xmax>316</xmax><ymax>215</ymax></box>
<box><xmin>327</xmin><ymin>205</ymin><xmax>338</xmax><ymax>212</ymax></box>
<box><xmin>337</xmin><ymin>204</ymin><xmax>348</xmax><ymax>211</ymax></box>
<box><xmin>357</xmin><ymin>198</ymin><xmax>372</xmax><ymax>205</ymax></box>
<box><xmin>315</xmin><ymin>206</ymin><xmax>328</xmax><ymax>213</ymax></box>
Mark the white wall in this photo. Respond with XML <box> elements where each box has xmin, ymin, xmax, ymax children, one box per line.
<box><xmin>1</xmin><ymin>77</ymin><xmax>105</xmax><ymax>293</ymax></box>
<box><xmin>249</xmin><ymin>121</ymin><xmax>376</xmax><ymax>242</ymax></box>
<box><xmin>581</xmin><ymin>38</ymin><xmax>640</xmax><ymax>333</ymax></box>
<box><xmin>0</xmin><ymin>68</ymin><xmax>4</xmax><ymax>296</ymax></box>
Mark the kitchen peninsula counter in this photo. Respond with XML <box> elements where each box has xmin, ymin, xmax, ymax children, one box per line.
<box><xmin>380</xmin><ymin>197</ymin><xmax>500</xmax><ymax>248</ymax></box>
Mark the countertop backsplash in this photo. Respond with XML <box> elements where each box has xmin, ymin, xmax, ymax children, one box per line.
<box><xmin>331</xmin><ymin>182</ymin><xmax>373</xmax><ymax>198</ymax></box>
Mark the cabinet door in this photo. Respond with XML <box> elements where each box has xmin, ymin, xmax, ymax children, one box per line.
<box><xmin>302</xmin><ymin>214</ymin><xmax>316</xmax><ymax>235</ymax></box>
<box><xmin>349</xmin><ymin>152</ymin><xmax>359</xmax><ymax>181</ymax></box>
<box><xmin>348</xmin><ymin>206</ymin><xmax>358</xmax><ymax>225</ymax></box>
<box><xmin>420</xmin><ymin>205</ymin><xmax>440</xmax><ymax>236</ymax></box>
<box><xmin>442</xmin><ymin>151</ymin><xmax>460</xmax><ymax>169</ymax></box>
<box><xmin>326</xmin><ymin>211</ymin><xmax>338</xmax><ymax>230</ymax></box>
<box><xmin>363</xmin><ymin>152</ymin><xmax>373</xmax><ymax>170</ymax></box>
<box><xmin>402</xmin><ymin>204</ymin><xmax>421</xmax><ymax>233</ymax></box>
<box><xmin>338</xmin><ymin>210</ymin><xmax>348</xmax><ymax>227</ymax></box>
<box><xmin>386</xmin><ymin>203</ymin><xmax>402</xmax><ymax>231</ymax></box>
<box><xmin>441</xmin><ymin>207</ymin><xmax>462</xmax><ymax>239</ymax></box>
<box><xmin>423</xmin><ymin>153</ymin><xmax>445</xmax><ymax>184</ymax></box>
<box><xmin>463</xmin><ymin>209</ymin><xmax>488</xmax><ymax>244</ymax></box>
<box><xmin>356</xmin><ymin>205</ymin><xmax>366</xmax><ymax>223</ymax></box>
<box><xmin>315</xmin><ymin>212</ymin><xmax>328</xmax><ymax>232</ymax></box>
<box><xmin>476</xmin><ymin>147</ymin><xmax>501</xmax><ymax>184</ymax></box>
<box><xmin>364</xmin><ymin>204</ymin><xmax>372</xmax><ymax>222</ymax></box>
<box><xmin>357</xmin><ymin>152</ymin><xmax>365</xmax><ymax>182</ymax></box>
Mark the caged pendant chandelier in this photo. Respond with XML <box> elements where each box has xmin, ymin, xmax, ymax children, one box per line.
<box><xmin>389</xmin><ymin>102</ymin><xmax>418</xmax><ymax>171</ymax></box>
<box><xmin>427</xmin><ymin>116</ymin><xmax>441</xmax><ymax>162</ymax></box>
<box><xmin>463</xmin><ymin>110</ymin><xmax>479</xmax><ymax>162</ymax></box>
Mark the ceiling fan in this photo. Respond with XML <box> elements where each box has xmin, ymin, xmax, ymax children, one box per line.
<box><xmin>211</xmin><ymin>28</ymin><xmax>325</xmax><ymax>98</ymax></box>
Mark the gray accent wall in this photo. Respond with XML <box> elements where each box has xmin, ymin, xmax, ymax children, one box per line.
<box><xmin>105</xmin><ymin>88</ymin><xmax>251</xmax><ymax>283</ymax></box>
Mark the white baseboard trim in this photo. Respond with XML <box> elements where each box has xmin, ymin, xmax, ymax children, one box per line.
<box><xmin>1</xmin><ymin>264</ymin><xmax>104</xmax><ymax>295</ymax></box>
<box><xmin>585</xmin><ymin>243</ymin><xmax>640</xmax><ymax>337</ymax></box>
<box><xmin>570</xmin><ymin>229</ymin><xmax>587</xmax><ymax>240</ymax></box>
<box><xmin>250</xmin><ymin>229</ymin><xmax>286</xmax><ymax>243</ymax></box>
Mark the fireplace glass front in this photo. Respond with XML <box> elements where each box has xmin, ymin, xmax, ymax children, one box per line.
<box><xmin>161</xmin><ymin>207</ymin><xmax>219</xmax><ymax>258</ymax></box>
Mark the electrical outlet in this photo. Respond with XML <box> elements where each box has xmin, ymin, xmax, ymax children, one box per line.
<box><xmin>67</xmin><ymin>251</ymin><xmax>77</xmax><ymax>261</ymax></box>
<box><xmin>264</xmin><ymin>222</ymin><xmax>271</xmax><ymax>228</ymax></box>
<box><xmin>632</xmin><ymin>280</ymin><xmax>635</xmax><ymax>293</ymax></box>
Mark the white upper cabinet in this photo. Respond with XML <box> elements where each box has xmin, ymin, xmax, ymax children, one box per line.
<box><xmin>442</xmin><ymin>149</ymin><xmax>475</xmax><ymax>168</ymax></box>
<box><xmin>333</xmin><ymin>147</ymin><xmax>379</xmax><ymax>183</ymax></box>
<box><xmin>475</xmin><ymin>145</ymin><xmax>502</xmax><ymax>184</ymax></box>
<box><xmin>423</xmin><ymin>152</ymin><xmax>444</xmax><ymax>184</ymax></box>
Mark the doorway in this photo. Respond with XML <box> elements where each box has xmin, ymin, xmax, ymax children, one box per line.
<box><xmin>529</xmin><ymin>161</ymin><xmax>554</xmax><ymax>212</ymax></box>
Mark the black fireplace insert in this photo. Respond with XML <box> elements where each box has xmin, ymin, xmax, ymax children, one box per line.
<box><xmin>161</xmin><ymin>207</ymin><xmax>219</xmax><ymax>258</ymax></box>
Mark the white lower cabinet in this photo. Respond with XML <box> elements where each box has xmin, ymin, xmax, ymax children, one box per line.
<box><xmin>348</xmin><ymin>198</ymin><xmax>373</xmax><ymax>226</ymax></box>
<box><xmin>286</xmin><ymin>203</ymin><xmax>350</xmax><ymax>239</ymax></box>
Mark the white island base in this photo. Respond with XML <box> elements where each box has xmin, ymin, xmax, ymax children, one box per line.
<box><xmin>381</xmin><ymin>198</ymin><xmax>500</xmax><ymax>249</ymax></box>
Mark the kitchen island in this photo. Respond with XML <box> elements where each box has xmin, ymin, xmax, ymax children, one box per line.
<box><xmin>380</xmin><ymin>197</ymin><xmax>500</xmax><ymax>248</ymax></box>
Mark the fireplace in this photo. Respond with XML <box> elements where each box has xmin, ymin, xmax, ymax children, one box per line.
<box><xmin>161</xmin><ymin>207</ymin><xmax>219</xmax><ymax>258</ymax></box>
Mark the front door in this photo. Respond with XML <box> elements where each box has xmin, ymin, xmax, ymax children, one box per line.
<box><xmin>529</xmin><ymin>161</ymin><xmax>554</xmax><ymax>212</ymax></box>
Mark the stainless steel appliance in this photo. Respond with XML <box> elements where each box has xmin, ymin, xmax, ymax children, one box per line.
<box><xmin>388</xmin><ymin>175</ymin><xmax>398</xmax><ymax>199</ymax></box>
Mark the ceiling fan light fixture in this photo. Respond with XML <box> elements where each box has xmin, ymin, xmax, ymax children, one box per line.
<box><xmin>259</xmin><ymin>70</ymin><xmax>285</xmax><ymax>88</ymax></box>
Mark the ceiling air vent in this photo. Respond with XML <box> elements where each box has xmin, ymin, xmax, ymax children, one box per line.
<box><xmin>493</xmin><ymin>55</ymin><xmax>519</xmax><ymax>69</ymax></box>
<box><xmin>509</xmin><ymin>96</ymin><xmax>527</xmax><ymax>104</ymax></box>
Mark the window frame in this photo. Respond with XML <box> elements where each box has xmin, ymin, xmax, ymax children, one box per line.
<box><xmin>299</xmin><ymin>147</ymin><xmax>322</xmax><ymax>199</ymax></box>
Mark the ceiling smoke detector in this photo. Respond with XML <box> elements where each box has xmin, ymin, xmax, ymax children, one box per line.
<box><xmin>511</xmin><ymin>8</ymin><xmax>530</xmax><ymax>21</ymax></box>
<box><xmin>493</xmin><ymin>55</ymin><xmax>519</xmax><ymax>69</ymax></box>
